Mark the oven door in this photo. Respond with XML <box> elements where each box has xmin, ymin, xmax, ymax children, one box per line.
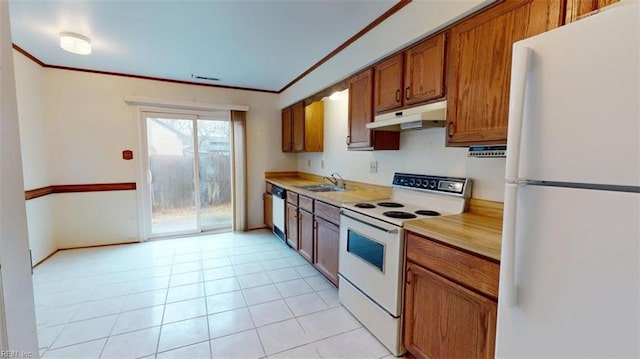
<box><xmin>339</xmin><ymin>209</ymin><xmax>404</xmax><ymax>317</ymax></box>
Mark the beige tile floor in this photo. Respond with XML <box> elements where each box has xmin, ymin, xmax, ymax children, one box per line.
<box><xmin>33</xmin><ymin>229</ymin><xmax>395</xmax><ymax>359</ymax></box>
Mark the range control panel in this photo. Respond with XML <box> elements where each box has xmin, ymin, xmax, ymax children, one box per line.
<box><xmin>392</xmin><ymin>173</ymin><xmax>471</xmax><ymax>197</ymax></box>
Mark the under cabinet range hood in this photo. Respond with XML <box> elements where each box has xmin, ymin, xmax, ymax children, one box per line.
<box><xmin>367</xmin><ymin>101</ymin><xmax>447</xmax><ymax>131</ymax></box>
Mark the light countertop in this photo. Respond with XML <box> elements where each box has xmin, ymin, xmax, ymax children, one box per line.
<box><xmin>404</xmin><ymin>199</ymin><xmax>503</xmax><ymax>261</ymax></box>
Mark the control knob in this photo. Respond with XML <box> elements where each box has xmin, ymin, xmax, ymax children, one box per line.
<box><xmin>429</xmin><ymin>180</ymin><xmax>437</xmax><ymax>189</ymax></box>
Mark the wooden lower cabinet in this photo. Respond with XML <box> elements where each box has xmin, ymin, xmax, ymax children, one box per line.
<box><xmin>286</xmin><ymin>203</ymin><xmax>298</xmax><ymax>249</ymax></box>
<box><xmin>403</xmin><ymin>262</ymin><xmax>497</xmax><ymax>359</ymax></box>
<box><xmin>263</xmin><ymin>192</ymin><xmax>273</xmax><ymax>229</ymax></box>
<box><xmin>403</xmin><ymin>231</ymin><xmax>499</xmax><ymax>358</ymax></box>
<box><xmin>313</xmin><ymin>216</ymin><xmax>339</xmax><ymax>286</ymax></box>
<box><xmin>298</xmin><ymin>209</ymin><xmax>314</xmax><ymax>263</ymax></box>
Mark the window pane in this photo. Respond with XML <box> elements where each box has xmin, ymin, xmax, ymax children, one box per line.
<box><xmin>347</xmin><ymin>230</ymin><xmax>384</xmax><ymax>271</ymax></box>
<box><xmin>147</xmin><ymin>118</ymin><xmax>197</xmax><ymax>234</ymax></box>
<box><xmin>197</xmin><ymin>119</ymin><xmax>232</xmax><ymax>229</ymax></box>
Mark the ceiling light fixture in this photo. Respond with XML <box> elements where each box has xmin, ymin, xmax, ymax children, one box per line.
<box><xmin>59</xmin><ymin>32</ymin><xmax>92</xmax><ymax>55</ymax></box>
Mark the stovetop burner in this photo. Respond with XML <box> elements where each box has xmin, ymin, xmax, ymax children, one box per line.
<box><xmin>383</xmin><ymin>211</ymin><xmax>417</xmax><ymax>219</ymax></box>
<box><xmin>354</xmin><ymin>203</ymin><xmax>376</xmax><ymax>209</ymax></box>
<box><xmin>415</xmin><ymin>210</ymin><xmax>441</xmax><ymax>216</ymax></box>
<box><xmin>378</xmin><ymin>202</ymin><xmax>404</xmax><ymax>208</ymax></box>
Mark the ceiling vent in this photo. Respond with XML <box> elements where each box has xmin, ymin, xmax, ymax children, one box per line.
<box><xmin>191</xmin><ymin>74</ymin><xmax>220</xmax><ymax>81</ymax></box>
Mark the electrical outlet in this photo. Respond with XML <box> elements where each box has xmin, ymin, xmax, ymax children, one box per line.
<box><xmin>321</xmin><ymin>160</ymin><xmax>324</xmax><ymax>169</ymax></box>
<box><xmin>369</xmin><ymin>160</ymin><xmax>378</xmax><ymax>173</ymax></box>
<box><xmin>307</xmin><ymin>159</ymin><xmax>311</xmax><ymax>167</ymax></box>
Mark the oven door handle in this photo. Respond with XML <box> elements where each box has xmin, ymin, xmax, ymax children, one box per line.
<box><xmin>340</xmin><ymin>211</ymin><xmax>398</xmax><ymax>234</ymax></box>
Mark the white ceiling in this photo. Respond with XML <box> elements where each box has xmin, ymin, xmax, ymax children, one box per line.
<box><xmin>8</xmin><ymin>0</ymin><xmax>398</xmax><ymax>92</ymax></box>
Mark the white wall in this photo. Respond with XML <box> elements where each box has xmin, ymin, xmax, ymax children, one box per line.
<box><xmin>13</xmin><ymin>51</ymin><xmax>57</xmax><ymax>264</ymax></box>
<box><xmin>42</xmin><ymin>67</ymin><xmax>290</xmax><ymax>239</ymax></box>
<box><xmin>12</xmin><ymin>53</ymin><xmax>292</xmax><ymax>248</ymax></box>
<box><xmin>0</xmin><ymin>0</ymin><xmax>38</xmax><ymax>353</ymax></box>
<box><xmin>298</xmin><ymin>92</ymin><xmax>505</xmax><ymax>201</ymax></box>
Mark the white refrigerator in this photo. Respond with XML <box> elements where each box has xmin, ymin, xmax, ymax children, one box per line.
<box><xmin>497</xmin><ymin>1</ymin><xmax>639</xmax><ymax>358</ymax></box>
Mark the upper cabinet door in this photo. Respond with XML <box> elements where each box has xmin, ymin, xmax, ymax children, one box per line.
<box><xmin>565</xmin><ymin>0</ymin><xmax>619</xmax><ymax>23</ymax></box>
<box><xmin>446</xmin><ymin>0</ymin><xmax>562</xmax><ymax>147</ymax></box>
<box><xmin>304</xmin><ymin>101</ymin><xmax>324</xmax><ymax>152</ymax></box>
<box><xmin>404</xmin><ymin>33</ymin><xmax>446</xmax><ymax>106</ymax></box>
<box><xmin>374</xmin><ymin>53</ymin><xmax>404</xmax><ymax>113</ymax></box>
<box><xmin>291</xmin><ymin>102</ymin><xmax>305</xmax><ymax>152</ymax></box>
<box><xmin>348</xmin><ymin>69</ymin><xmax>374</xmax><ymax>149</ymax></box>
<box><xmin>281</xmin><ymin>107</ymin><xmax>293</xmax><ymax>152</ymax></box>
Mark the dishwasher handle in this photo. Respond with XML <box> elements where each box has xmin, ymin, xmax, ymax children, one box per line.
<box><xmin>271</xmin><ymin>185</ymin><xmax>286</xmax><ymax>199</ymax></box>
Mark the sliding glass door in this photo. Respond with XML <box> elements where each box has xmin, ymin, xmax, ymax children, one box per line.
<box><xmin>141</xmin><ymin>111</ymin><xmax>232</xmax><ymax>238</ymax></box>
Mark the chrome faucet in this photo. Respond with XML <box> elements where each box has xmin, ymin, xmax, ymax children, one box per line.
<box><xmin>323</xmin><ymin>172</ymin><xmax>345</xmax><ymax>189</ymax></box>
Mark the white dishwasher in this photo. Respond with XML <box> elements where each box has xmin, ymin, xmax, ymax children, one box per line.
<box><xmin>271</xmin><ymin>185</ymin><xmax>286</xmax><ymax>241</ymax></box>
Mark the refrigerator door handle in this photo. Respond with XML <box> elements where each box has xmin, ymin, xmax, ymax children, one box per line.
<box><xmin>505</xmin><ymin>46</ymin><xmax>532</xmax><ymax>181</ymax></box>
<box><xmin>502</xmin><ymin>183</ymin><xmax>520</xmax><ymax>307</ymax></box>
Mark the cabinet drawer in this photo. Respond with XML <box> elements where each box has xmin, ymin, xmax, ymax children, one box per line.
<box><xmin>299</xmin><ymin>195</ymin><xmax>314</xmax><ymax>212</ymax></box>
<box><xmin>406</xmin><ymin>232</ymin><xmax>499</xmax><ymax>299</ymax></box>
<box><xmin>286</xmin><ymin>191</ymin><xmax>298</xmax><ymax>205</ymax></box>
<box><xmin>314</xmin><ymin>201</ymin><xmax>340</xmax><ymax>224</ymax></box>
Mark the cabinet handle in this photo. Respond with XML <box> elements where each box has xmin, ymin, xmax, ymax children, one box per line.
<box><xmin>447</xmin><ymin>122</ymin><xmax>454</xmax><ymax>137</ymax></box>
<box><xmin>346</xmin><ymin>135</ymin><xmax>350</xmax><ymax>145</ymax></box>
<box><xmin>395</xmin><ymin>89</ymin><xmax>401</xmax><ymax>103</ymax></box>
<box><xmin>405</xmin><ymin>87</ymin><xmax>410</xmax><ymax>100</ymax></box>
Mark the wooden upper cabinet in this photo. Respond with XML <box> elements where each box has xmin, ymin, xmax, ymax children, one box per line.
<box><xmin>404</xmin><ymin>33</ymin><xmax>446</xmax><ymax>106</ymax></box>
<box><xmin>348</xmin><ymin>69</ymin><xmax>375</xmax><ymax>149</ymax></box>
<box><xmin>374</xmin><ymin>33</ymin><xmax>446</xmax><ymax>114</ymax></box>
<box><xmin>348</xmin><ymin>68</ymin><xmax>400</xmax><ymax>151</ymax></box>
<box><xmin>446</xmin><ymin>0</ymin><xmax>562</xmax><ymax>146</ymax></box>
<box><xmin>304</xmin><ymin>101</ymin><xmax>324</xmax><ymax>152</ymax></box>
<box><xmin>565</xmin><ymin>0</ymin><xmax>619</xmax><ymax>23</ymax></box>
<box><xmin>281</xmin><ymin>101</ymin><xmax>324</xmax><ymax>153</ymax></box>
<box><xmin>281</xmin><ymin>107</ymin><xmax>292</xmax><ymax>152</ymax></box>
<box><xmin>291</xmin><ymin>102</ymin><xmax>305</xmax><ymax>152</ymax></box>
<box><xmin>374</xmin><ymin>53</ymin><xmax>404</xmax><ymax>113</ymax></box>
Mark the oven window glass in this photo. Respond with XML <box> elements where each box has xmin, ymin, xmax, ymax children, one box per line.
<box><xmin>347</xmin><ymin>230</ymin><xmax>384</xmax><ymax>271</ymax></box>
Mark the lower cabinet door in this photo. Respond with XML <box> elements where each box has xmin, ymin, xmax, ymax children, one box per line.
<box><xmin>263</xmin><ymin>193</ymin><xmax>273</xmax><ymax>229</ymax></box>
<box><xmin>403</xmin><ymin>262</ymin><xmax>497</xmax><ymax>359</ymax></box>
<box><xmin>286</xmin><ymin>203</ymin><xmax>298</xmax><ymax>249</ymax></box>
<box><xmin>313</xmin><ymin>216</ymin><xmax>339</xmax><ymax>286</ymax></box>
<box><xmin>298</xmin><ymin>209</ymin><xmax>314</xmax><ymax>263</ymax></box>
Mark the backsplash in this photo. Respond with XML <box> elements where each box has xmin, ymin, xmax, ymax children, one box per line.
<box><xmin>297</xmin><ymin>90</ymin><xmax>505</xmax><ymax>202</ymax></box>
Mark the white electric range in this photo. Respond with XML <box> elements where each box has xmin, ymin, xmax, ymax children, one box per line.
<box><xmin>338</xmin><ymin>173</ymin><xmax>472</xmax><ymax>356</ymax></box>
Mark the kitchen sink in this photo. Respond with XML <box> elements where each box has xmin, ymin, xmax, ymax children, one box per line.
<box><xmin>295</xmin><ymin>184</ymin><xmax>346</xmax><ymax>192</ymax></box>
